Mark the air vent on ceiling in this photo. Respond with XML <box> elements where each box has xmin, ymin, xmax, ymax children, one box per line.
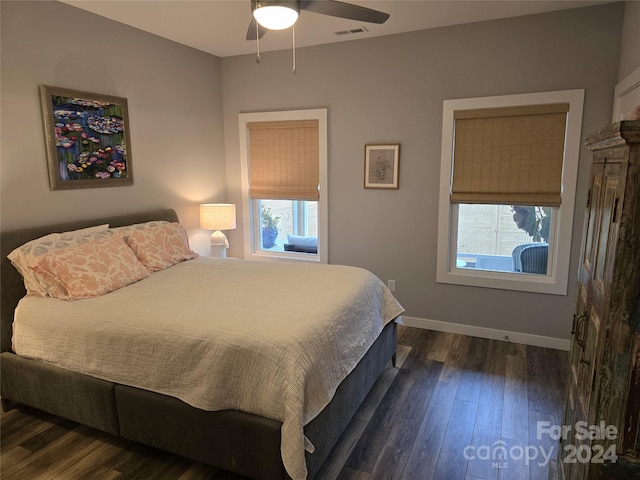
<box><xmin>334</xmin><ymin>26</ymin><xmax>369</xmax><ymax>36</ymax></box>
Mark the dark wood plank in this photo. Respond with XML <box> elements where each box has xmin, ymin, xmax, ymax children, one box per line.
<box><xmin>431</xmin><ymin>398</ymin><xmax>478</xmax><ymax>480</ymax></box>
<box><xmin>9</xmin><ymin>415</ymin><xmax>76</xmax><ymax>453</ymax></box>
<box><xmin>455</xmin><ymin>335</ymin><xmax>490</xmax><ymax>403</ymax></box>
<box><xmin>526</xmin><ymin>345</ymin><xmax>569</xmax><ymax>422</ymax></box>
<box><xmin>438</xmin><ymin>333</ymin><xmax>473</xmax><ymax>384</ymax></box>
<box><xmin>0</xmin><ymin>406</ymin><xmax>60</xmax><ymax>451</ymax></box>
<box><xmin>400</xmin><ymin>380</ymin><xmax>458</xmax><ymax>480</ymax></box>
<box><xmin>0</xmin><ymin>446</ymin><xmax>32</xmax><ymax>473</ymax></box>
<box><xmin>501</xmin><ymin>344</ymin><xmax>529</xmax><ymax>443</ymax></box>
<box><xmin>496</xmin><ymin>345</ymin><xmax>531</xmax><ymax>480</ymax></box>
<box><xmin>3</xmin><ymin>425</ymin><xmax>106</xmax><ymax>479</ymax></box>
<box><xmin>343</xmin><ymin>355</ymin><xmax>442</xmax><ymax>473</ymax></box>
<box><xmin>528</xmin><ymin>411</ymin><xmax>558</xmax><ymax>480</ymax></box>
<box><xmin>496</xmin><ymin>436</ymin><xmax>530</xmax><ymax>480</ymax></box>
<box><xmin>370</xmin><ymin>446</ymin><xmax>406</xmax><ymax>480</ymax></box>
<box><xmin>425</xmin><ymin>330</ymin><xmax>455</xmax><ymax>363</ymax></box>
<box><xmin>466</xmin><ymin>340</ymin><xmax>507</xmax><ymax>480</ymax></box>
<box><xmin>314</xmin><ymin>417</ymin><xmax>368</xmax><ymax>480</ymax></box>
<box><xmin>336</xmin><ymin>467</ymin><xmax>370</xmax><ymax>480</ymax></box>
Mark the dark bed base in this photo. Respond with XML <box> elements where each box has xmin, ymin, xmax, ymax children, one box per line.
<box><xmin>0</xmin><ymin>208</ymin><xmax>397</xmax><ymax>480</ymax></box>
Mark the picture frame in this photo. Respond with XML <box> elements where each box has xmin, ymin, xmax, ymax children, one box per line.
<box><xmin>364</xmin><ymin>144</ymin><xmax>400</xmax><ymax>189</ymax></box>
<box><xmin>40</xmin><ymin>85</ymin><xmax>133</xmax><ymax>190</ymax></box>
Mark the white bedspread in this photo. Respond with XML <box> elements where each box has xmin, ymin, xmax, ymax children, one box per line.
<box><xmin>13</xmin><ymin>258</ymin><xmax>404</xmax><ymax>480</ymax></box>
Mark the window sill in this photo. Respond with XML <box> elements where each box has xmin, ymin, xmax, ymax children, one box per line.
<box><xmin>437</xmin><ymin>266</ymin><xmax>567</xmax><ymax>295</ymax></box>
<box><xmin>248</xmin><ymin>250</ymin><xmax>321</xmax><ymax>263</ymax></box>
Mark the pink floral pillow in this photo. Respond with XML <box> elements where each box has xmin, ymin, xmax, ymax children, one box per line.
<box><xmin>121</xmin><ymin>222</ymin><xmax>198</xmax><ymax>272</ymax></box>
<box><xmin>112</xmin><ymin>221</ymin><xmax>168</xmax><ymax>238</ymax></box>
<box><xmin>8</xmin><ymin>225</ymin><xmax>109</xmax><ymax>296</ymax></box>
<box><xmin>29</xmin><ymin>232</ymin><xmax>150</xmax><ymax>300</ymax></box>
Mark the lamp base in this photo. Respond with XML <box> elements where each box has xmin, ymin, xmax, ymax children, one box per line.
<box><xmin>210</xmin><ymin>244</ymin><xmax>227</xmax><ymax>258</ymax></box>
<box><xmin>210</xmin><ymin>230</ymin><xmax>229</xmax><ymax>258</ymax></box>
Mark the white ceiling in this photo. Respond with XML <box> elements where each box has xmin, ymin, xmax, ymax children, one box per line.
<box><xmin>60</xmin><ymin>0</ymin><xmax>612</xmax><ymax>58</ymax></box>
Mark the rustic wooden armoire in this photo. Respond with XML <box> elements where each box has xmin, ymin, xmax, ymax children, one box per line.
<box><xmin>555</xmin><ymin>121</ymin><xmax>640</xmax><ymax>479</ymax></box>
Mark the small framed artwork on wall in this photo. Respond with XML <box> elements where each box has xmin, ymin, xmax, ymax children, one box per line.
<box><xmin>364</xmin><ymin>143</ymin><xmax>400</xmax><ymax>189</ymax></box>
<box><xmin>40</xmin><ymin>85</ymin><xmax>133</xmax><ymax>190</ymax></box>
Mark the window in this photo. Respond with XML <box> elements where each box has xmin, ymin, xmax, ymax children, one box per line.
<box><xmin>437</xmin><ymin>90</ymin><xmax>584</xmax><ymax>294</ymax></box>
<box><xmin>239</xmin><ymin>109</ymin><xmax>327</xmax><ymax>262</ymax></box>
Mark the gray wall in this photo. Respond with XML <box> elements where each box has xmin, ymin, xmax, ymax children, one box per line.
<box><xmin>0</xmin><ymin>0</ymin><xmax>226</xmax><ymax>254</ymax></box>
<box><xmin>619</xmin><ymin>1</ymin><xmax>640</xmax><ymax>81</ymax></box>
<box><xmin>221</xmin><ymin>3</ymin><xmax>625</xmax><ymax>340</ymax></box>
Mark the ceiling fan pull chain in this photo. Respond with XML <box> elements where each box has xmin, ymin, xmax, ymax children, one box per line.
<box><xmin>256</xmin><ymin>21</ymin><xmax>261</xmax><ymax>63</ymax></box>
<box><xmin>292</xmin><ymin>25</ymin><xmax>296</xmax><ymax>74</ymax></box>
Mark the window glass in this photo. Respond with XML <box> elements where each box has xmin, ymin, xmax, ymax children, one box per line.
<box><xmin>256</xmin><ymin>199</ymin><xmax>318</xmax><ymax>254</ymax></box>
<box><xmin>456</xmin><ymin>204</ymin><xmax>552</xmax><ymax>275</ymax></box>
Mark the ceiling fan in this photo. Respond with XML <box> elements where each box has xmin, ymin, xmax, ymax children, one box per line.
<box><xmin>246</xmin><ymin>0</ymin><xmax>390</xmax><ymax>41</ymax></box>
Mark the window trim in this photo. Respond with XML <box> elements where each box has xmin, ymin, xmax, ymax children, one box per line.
<box><xmin>239</xmin><ymin>109</ymin><xmax>328</xmax><ymax>263</ymax></box>
<box><xmin>436</xmin><ymin>90</ymin><xmax>584</xmax><ymax>295</ymax></box>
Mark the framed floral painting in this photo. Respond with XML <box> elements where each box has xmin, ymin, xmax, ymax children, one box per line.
<box><xmin>364</xmin><ymin>143</ymin><xmax>400</xmax><ymax>189</ymax></box>
<box><xmin>40</xmin><ymin>85</ymin><xmax>133</xmax><ymax>190</ymax></box>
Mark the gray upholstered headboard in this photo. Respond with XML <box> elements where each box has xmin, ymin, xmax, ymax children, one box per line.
<box><xmin>0</xmin><ymin>208</ymin><xmax>179</xmax><ymax>353</ymax></box>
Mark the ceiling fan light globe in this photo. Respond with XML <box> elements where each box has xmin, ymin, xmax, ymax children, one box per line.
<box><xmin>253</xmin><ymin>5</ymin><xmax>299</xmax><ymax>30</ymax></box>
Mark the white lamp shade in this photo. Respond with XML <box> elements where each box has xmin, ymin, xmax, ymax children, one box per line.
<box><xmin>253</xmin><ymin>5</ymin><xmax>299</xmax><ymax>30</ymax></box>
<box><xmin>200</xmin><ymin>204</ymin><xmax>236</xmax><ymax>231</ymax></box>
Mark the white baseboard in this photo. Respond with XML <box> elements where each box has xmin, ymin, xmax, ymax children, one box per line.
<box><xmin>400</xmin><ymin>316</ymin><xmax>570</xmax><ymax>351</ymax></box>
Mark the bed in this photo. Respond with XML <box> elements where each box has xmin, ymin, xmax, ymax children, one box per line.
<box><xmin>0</xmin><ymin>208</ymin><xmax>402</xmax><ymax>480</ymax></box>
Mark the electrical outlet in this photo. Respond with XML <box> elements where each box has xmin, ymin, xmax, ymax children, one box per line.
<box><xmin>387</xmin><ymin>279</ymin><xmax>396</xmax><ymax>292</ymax></box>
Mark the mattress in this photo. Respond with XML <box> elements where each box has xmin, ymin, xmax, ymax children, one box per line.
<box><xmin>12</xmin><ymin>257</ymin><xmax>404</xmax><ymax>479</ymax></box>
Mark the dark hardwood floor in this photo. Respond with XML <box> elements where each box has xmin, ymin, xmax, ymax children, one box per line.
<box><xmin>0</xmin><ymin>326</ymin><xmax>568</xmax><ymax>480</ymax></box>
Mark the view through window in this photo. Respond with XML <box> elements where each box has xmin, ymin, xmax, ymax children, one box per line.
<box><xmin>456</xmin><ymin>204</ymin><xmax>552</xmax><ymax>274</ymax></box>
<box><xmin>257</xmin><ymin>199</ymin><xmax>318</xmax><ymax>254</ymax></box>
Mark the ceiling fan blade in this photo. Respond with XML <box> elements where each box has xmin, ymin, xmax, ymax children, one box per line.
<box><xmin>300</xmin><ymin>0</ymin><xmax>389</xmax><ymax>24</ymax></box>
<box><xmin>246</xmin><ymin>17</ymin><xmax>268</xmax><ymax>41</ymax></box>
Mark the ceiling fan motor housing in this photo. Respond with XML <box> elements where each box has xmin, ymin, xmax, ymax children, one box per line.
<box><xmin>252</xmin><ymin>0</ymin><xmax>301</xmax><ymax>30</ymax></box>
<box><xmin>246</xmin><ymin>0</ymin><xmax>389</xmax><ymax>41</ymax></box>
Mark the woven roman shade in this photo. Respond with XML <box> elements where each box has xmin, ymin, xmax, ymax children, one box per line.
<box><xmin>451</xmin><ymin>103</ymin><xmax>569</xmax><ymax>206</ymax></box>
<box><xmin>247</xmin><ymin>120</ymin><xmax>319</xmax><ymax>200</ymax></box>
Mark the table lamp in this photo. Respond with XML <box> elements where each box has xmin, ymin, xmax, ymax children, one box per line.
<box><xmin>199</xmin><ymin>203</ymin><xmax>236</xmax><ymax>257</ymax></box>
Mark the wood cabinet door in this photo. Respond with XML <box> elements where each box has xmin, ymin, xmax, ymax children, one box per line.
<box><xmin>580</xmin><ymin>157</ymin><xmax>622</xmax><ymax>305</ymax></box>
<box><xmin>563</xmin><ymin>286</ymin><xmax>598</xmax><ymax>480</ymax></box>
<box><xmin>581</xmin><ymin>162</ymin><xmax>603</xmax><ymax>279</ymax></box>
<box><xmin>592</xmin><ymin>162</ymin><xmax>622</xmax><ymax>299</ymax></box>
<box><xmin>563</xmin><ymin>155</ymin><xmax>623</xmax><ymax>480</ymax></box>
